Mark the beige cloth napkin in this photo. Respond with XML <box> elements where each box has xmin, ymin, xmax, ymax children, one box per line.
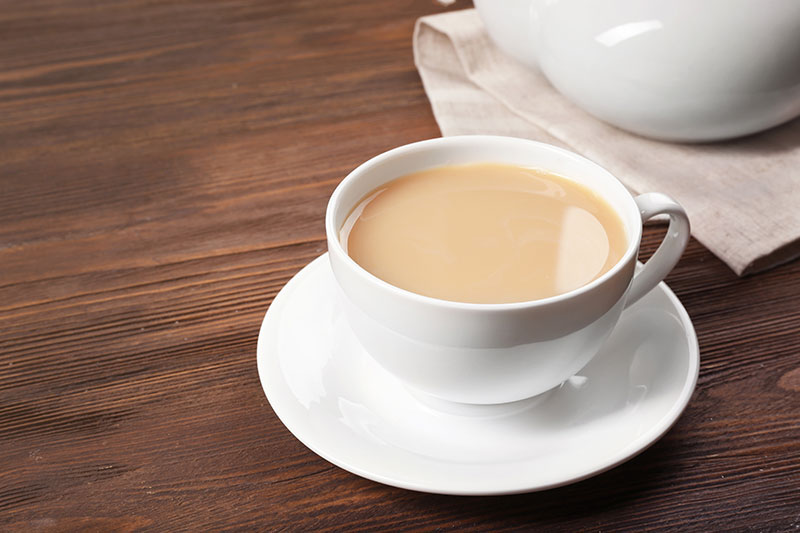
<box><xmin>413</xmin><ymin>9</ymin><xmax>800</xmax><ymax>276</ymax></box>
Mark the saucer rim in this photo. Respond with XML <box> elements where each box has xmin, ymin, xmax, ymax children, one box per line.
<box><xmin>257</xmin><ymin>253</ymin><xmax>700</xmax><ymax>495</ymax></box>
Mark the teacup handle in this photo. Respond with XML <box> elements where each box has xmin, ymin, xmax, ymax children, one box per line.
<box><xmin>625</xmin><ymin>193</ymin><xmax>690</xmax><ymax>308</ymax></box>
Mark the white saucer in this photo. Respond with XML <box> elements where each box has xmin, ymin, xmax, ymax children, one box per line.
<box><xmin>257</xmin><ymin>254</ymin><xmax>699</xmax><ymax>495</ymax></box>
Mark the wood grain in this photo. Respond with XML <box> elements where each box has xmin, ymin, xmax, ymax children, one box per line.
<box><xmin>1</xmin><ymin>0</ymin><xmax>799</xmax><ymax>531</ymax></box>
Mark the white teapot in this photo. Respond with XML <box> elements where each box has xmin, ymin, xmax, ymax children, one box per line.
<box><xmin>474</xmin><ymin>0</ymin><xmax>800</xmax><ymax>141</ymax></box>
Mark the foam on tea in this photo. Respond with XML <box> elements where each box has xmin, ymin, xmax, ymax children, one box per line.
<box><xmin>340</xmin><ymin>163</ymin><xmax>627</xmax><ymax>303</ymax></box>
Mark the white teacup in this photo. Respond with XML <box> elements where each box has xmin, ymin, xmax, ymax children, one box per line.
<box><xmin>326</xmin><ymin>136</ymin><xmax>689</xmax><ymax>405</ymax></box>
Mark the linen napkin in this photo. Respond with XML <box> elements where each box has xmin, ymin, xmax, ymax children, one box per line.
<box><xmin>413</xmin><ymin>9</ymin><xmax>800</xmax><ymax>276</ymax></box>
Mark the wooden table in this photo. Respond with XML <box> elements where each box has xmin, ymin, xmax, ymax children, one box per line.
<box><xmin>2</xmin><ymin>1</ymin><xmax>798</xmax><ymax>530</ymax></box>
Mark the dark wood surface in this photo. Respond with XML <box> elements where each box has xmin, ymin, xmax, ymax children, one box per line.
<box><xmin>2</xmin><ymin>0</ymin><xmax>799</xmax><ymax>530</ymax></box>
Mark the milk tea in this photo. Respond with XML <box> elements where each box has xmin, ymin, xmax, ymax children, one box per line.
<box><xmin>340</xmin><ymin>163</ymin><xmax>627</xmax><ymax>304</ymax></box>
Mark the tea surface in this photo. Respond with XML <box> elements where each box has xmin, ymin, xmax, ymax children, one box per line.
<box><xmin>340</xmin><ymin>163</ymin><xmax>627</xmax><ymax>303</ymax></box>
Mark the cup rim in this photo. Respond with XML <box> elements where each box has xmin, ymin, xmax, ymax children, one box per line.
<box><xmin>325</xmin><ymin>135</ymin><xmax>642</xmax><ymax>310</ymax></box>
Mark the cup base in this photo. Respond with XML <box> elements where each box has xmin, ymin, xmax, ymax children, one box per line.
<box><xmin>406</xmin><ymin>386</ymin><xmax>557</xmax><ymax>418</ymax></box>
